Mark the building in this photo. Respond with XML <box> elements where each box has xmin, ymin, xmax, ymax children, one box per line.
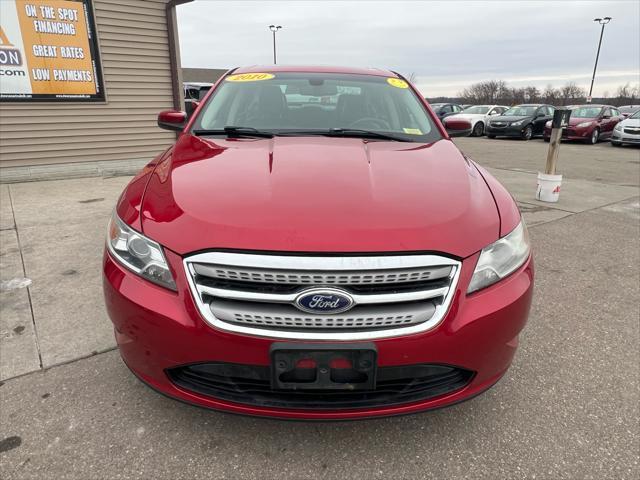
<box><xmin>0</xmin><ymin>0</ymin><xmax>193</xmax><ymax>171</ymax></box>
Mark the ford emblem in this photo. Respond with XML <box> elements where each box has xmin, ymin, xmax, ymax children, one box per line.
<box><xmin>294</xmin><ymin>289</ymin><xmax>354</xmax><ymax>314</ymax></box>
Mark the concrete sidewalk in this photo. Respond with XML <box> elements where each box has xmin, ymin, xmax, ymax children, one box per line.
<box><xmin>0</xmin><ymin>138</ymin><xmax>638</xmax><ymax>479</ymax></box>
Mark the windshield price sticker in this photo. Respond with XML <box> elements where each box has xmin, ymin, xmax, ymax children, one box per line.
<box><xmin>403</xmin><ymin>128</ymin><xmax>423</xmax><ymax>135</ymax></box>
<box><xmin>387</xmin><ymin>78</ymin><xmax>409</xmax><ymax>89</ymax></box>
<box><xmin>226</xmin><ymin>73</ymin><xmax>275</xmax><ymax>82</ymax></box>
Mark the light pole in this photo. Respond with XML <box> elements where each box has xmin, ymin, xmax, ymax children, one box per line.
<box><xmin>587</xmin><ymin>17</ymin><xmax>612</xmax><ymax>102</ymax></box>
<box><xmin>269</xmin><ymin>25</ymin><xmax>282</xmax><ymax>64</ymax></box>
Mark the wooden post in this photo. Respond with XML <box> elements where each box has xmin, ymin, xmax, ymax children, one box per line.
<box><xmin>545</xmin><ymin>108</ymin><xmax>572</xmax><ymax>175</ymax></box>
<box><xmin>545</xmin><ymin>127</ymin><xmax>562</xmax><ymax>175</ymax></box>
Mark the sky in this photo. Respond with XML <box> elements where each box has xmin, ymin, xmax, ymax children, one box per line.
<box><xmin>177</xmin><ymin>0</ymin><xmax>640</xmax><ymax>98</ymax></box>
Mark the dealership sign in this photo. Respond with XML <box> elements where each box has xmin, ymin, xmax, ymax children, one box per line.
<box><xmin>0</xmin><ymin>0</ymin><xmax>104</xmax><ymax>101</ymax></box>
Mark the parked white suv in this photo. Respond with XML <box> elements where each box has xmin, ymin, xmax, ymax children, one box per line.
<box><xmin>611</xmin><ymin>110</ymin><xmax>640</xmax><ymax>146</ymax></box>
<box><xmin>449</xmin><ymin>105</ymin><xmax>509</xmax><ymax>136</ymax></box>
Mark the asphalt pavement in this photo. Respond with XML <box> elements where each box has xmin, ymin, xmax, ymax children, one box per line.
<box><xmin>1</xmin><ymin>137</ymin><xmax>638</xmax><ymax>479</ymax></box>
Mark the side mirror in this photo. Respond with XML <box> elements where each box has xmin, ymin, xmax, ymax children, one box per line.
<box><xmin>444</xmin><ymin>117</ymin><xmax>473</xmax><ymax>137</ymax></box>
<box><xmin>158</xmin><ymin>110</ymin><xmax>187</xmax><ymax>131</ymax></box>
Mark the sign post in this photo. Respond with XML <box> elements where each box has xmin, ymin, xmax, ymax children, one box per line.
<box><xmin>537</xmin><ymin>108</ymin><xmax>571</xmax><ymax>203</ymax></box>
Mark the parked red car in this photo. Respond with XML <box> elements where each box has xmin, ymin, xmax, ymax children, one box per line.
<box><xmin>103</xmin><ymin>66</ymin><xmax>533</xmax><ymax>420</ymax></box>
<box><xmin>543</xmin><ymin>104</ymin><xmax>622</xmax><ymax>144</ymax></box>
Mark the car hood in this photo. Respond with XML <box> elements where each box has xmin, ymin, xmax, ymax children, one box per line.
<box><xmin>139</xmin><ymin>134</ymin><xmax>500</xmax><ymax>257</ymax></box>
<box><xmin>451</xmin><ymin>113</ymin><xmax>485</xmax><ymax>121</ymax></box>
<box><xmin>491</xmin><ymin>115</ymin><xmax>530</xmax><ymax>123</ymax></box>
<box><xmin>619</xmin><ymin>118</ymin><xmax>640</xmax><ymax>127</ymax></box>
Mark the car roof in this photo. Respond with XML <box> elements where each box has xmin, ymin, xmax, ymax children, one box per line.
<box><xmin>232</xmin><ymin>65</ymin><xmax>398</xmax><ymax>78</ymax></box>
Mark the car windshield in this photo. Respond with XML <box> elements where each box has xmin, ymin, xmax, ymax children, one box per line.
<box><xmin>631</xmin><ymin>110</ymin><xmax>640</xmax><ymax>119</ymax></box>
<box><xmin>194</xmin><ymin>72</ymin><xmax>441</xmax><ymax>142</ymax></box>
<box><xmin>620</xmin><ymin>106</ymin><xmax>640</xmax><ymax>114</ymax></box>
<box><xmin>571</xmin><ymin>107</ymin><xmax>602</xmax><ymax>118</ymax></box>
<box><xmin>463</xmin><ymin>106</ymin><xmax>490</xmax><ymax>114</ymax></box>
<box><xmin>503</xmin><ymin>106</ymin><xmax>538</xmax><ymax>116</ymax></box>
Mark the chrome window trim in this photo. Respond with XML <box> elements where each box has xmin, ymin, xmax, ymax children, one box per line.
<box><xmin>183</xmin><ymin>252</ymin><xmax>461</xmax><ymax>341</ymax></box>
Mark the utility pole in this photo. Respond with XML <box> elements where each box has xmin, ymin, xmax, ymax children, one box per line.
<box><xmin>269</xmin><ymin>25</ymin><xmax>282</xmax><ymax>64</ymax></box>
<box><xmin>588</xmin><ymin>17</ymin><xmax>612</xmax><ymax>102</ymax></box>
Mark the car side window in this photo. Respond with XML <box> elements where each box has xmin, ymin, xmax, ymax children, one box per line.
<box><xmin>546</xmin><ymin>106</ymin><xmax>554</xmax><ymax>116</ymax></box>
<box><xmin>442</xmin><ymin>105</ymin><xmax>453</xmax><ymax>114</ymax></box>
<box><xmin>603</xmin><ymin>107</ymin><xmax>612</xmax><ymax>117</ymax></box>
<box><xmin>612</xmin><ymin>108</ymin><xmax>621</xmax><ymax>117</ymax></box>
<box><xmin>452</xmin><ymin>105</ymin><xmax>462</xmax><ymax>113</ymax></box>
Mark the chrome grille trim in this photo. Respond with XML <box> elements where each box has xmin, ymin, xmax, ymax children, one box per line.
<box><xmin>192</xmin><ymin>263</ymin><xmax>452</xmax><ymax>285</ymax></box>
<box><xmin>209</xmin><ymin>299</ymin><xmax>436</xmax><ymax>330</ymax></box>
<box><xmin>196</xmin><ymin>284</ymin><xmax>449</xmax><ymax>305</ymax></box>
<box><xmin>184</xmin><ymin>252</ymin><xmax>461</xmax><ymax>341</ymax></box>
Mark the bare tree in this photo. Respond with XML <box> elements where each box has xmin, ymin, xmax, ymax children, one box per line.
<box><xmin>558</xmin><ymin>82</ymin><xmax>586</xmax><ymax>105</ymax></box>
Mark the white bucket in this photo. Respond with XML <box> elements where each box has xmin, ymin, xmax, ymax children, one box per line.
<box><xmin>536</xmin><ymin>172</ymin><xmax>562</xmax><ymax>203</ymax></box>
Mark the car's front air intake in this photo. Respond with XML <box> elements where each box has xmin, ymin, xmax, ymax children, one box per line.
<box><xmin>183</xmin><ymin>252</ymin><xmax>461</xmax><ymax>340</ymax></box>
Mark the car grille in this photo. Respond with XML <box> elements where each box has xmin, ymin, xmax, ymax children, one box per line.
<box><xmin>184</xmin><ymin>252</ymin><xmax>461</xmax><ymax>340</ymax></box>
<box><xmin>624</xmin><ymin>127</ymin><xmax>640</xmax><ymax>135</ymax></box>
<box><xmin>167</xmin><ymin>362</ymin><xmax>474</xmax><ymax>410</ymax></box>
<box><xmin>491</xmin><ymin>122</ymin><xmax>507</xmax><ymax>128</ymax></box>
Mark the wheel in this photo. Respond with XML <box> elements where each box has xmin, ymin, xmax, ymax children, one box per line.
<box><xmin>587</xmin><ymin>128</ymin><xmax>600</xmax><ymax>145</ymax></box>
<box><xmin>487</xmin><ymin>134</ymin><xmax>496</xmax><ymax>139</ymax></box>
<box><xmin>472</xmin><ymin>122</ymin><xmax>484</xmax><ymax>137</ymax></box>
<box><xmin>521</xmin><ymin>125</ymin><xmax>533</xmax><ymax>141</ymax></box>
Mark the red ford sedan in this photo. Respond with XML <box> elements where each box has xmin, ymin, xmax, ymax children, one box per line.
<box><xmin>543</xmin><ymin>104</ymin><xmax>622</xmax><ymax>144</ymax></box>
<box><xmin>103</xmin><ymin>66</ymin><xmax>533</xmax><ymax>420</ymax></box>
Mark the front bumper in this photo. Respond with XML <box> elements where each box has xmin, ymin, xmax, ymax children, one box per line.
<box><xmin>543</xmin><ymin>126</ymin><xmax>594</xmax><ymax>141</ymax></box>
<box><xmin>612</xmin><ymin>130</ymin><xmax>640</xmax><ymax>144</ymax></box>
<box><xmin>103</xmin><ymin>248</ymin><xmax>534</xmax><ymax>420</ymax></box>
<box><xmin>485</xmin><ymin>124</ymin><xmax>528</xmax><ymax>137</ymax></box>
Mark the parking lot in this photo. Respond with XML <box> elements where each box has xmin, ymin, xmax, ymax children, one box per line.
<box><xmin>1</xmin><ymin>137</ymin><xmax>639</xmax><ymax>479</ymax></box>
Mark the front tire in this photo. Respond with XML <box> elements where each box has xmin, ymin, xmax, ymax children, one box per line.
<box><xmin>472</xmin><ymin>122</ymin><xmax>484</xmax><ymax>137</ymax></box>
<box><xmin>587</xmin><ymin>128</ymin><xmax>600</xmax><ymax>145</ymax></box>
<box><xmin>522</xmin><ymin>125</ymin><xmax>533</xmax><ymax>141</ymax></box>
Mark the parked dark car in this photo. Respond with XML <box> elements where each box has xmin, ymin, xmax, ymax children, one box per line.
<box><xmin>428</xmin><ymin>102</ymin><xmax>465</xmax><ymax>123</ymax></box>
<box><xmin>543</xmin><ymin>105</ymin><xmax>622</xmax><ymax>144</ymax></box>
<box><xmin>485</xmin><ymin>104</ymin><xmax>555</xmax><ymax>140</ymax></box>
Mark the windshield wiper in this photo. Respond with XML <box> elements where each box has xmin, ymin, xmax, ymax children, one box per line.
<box><xmin>192</xmin><ymin>126</ymin><xmax>274</xmax><ymax>138</ymax></box>
<box><xmin>318</xmin><ymin>128</ymin><xmax>412</xmax><ymax>142</ymax></box>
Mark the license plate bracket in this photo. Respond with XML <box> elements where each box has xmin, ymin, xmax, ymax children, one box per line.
<box><xmin>270</xmin><ymin>343</ymin><xmax>377</xmax><ymax>391</ymax></box>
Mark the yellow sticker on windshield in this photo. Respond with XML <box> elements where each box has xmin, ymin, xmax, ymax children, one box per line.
<box><xmin>403</xmin><ymin>128</ymin><xmax>423</xmax><ymax>135</ymax></box>
<box><xmin>226</xmin><ymin>73</ymin><xmax>275</xmax><ymax>82</ymax></box>
<box><xmin>387</xmin><ymin>78</ymin><xmax>409</xmax><ymax>89</ymax></box>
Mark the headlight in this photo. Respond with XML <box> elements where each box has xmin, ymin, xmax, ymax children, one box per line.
<box><xmin>467</xmin><ymin>221</ymin><xmax>531</xmax><ymax>294</ymax></box>
<box><xmin>576</xmin><ymin>121</ymin><xmax>593</xmax><ymax>128</ymax></box>
<box><xmin>511</xmin><ymin>120</ymin><xmax>525</xmax><ymax>126</ymax></box>
<box><xmin>614</xmin><ymin>123</ymin><xmax>623</xmax><ymax>131</ymax></box>
<box><xmin>107</xmin><ymin>213</ymin><xmax>176</xmax><ymax>290</ymax></box>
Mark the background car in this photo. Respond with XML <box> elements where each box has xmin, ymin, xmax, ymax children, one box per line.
<box><xmin>543</xmin><ymin>105</ymin><xmax>622</xmax><ymax>144</ymax></box>
<box><xmin>429</xmin><ymin>102</ymin><xmax>465</xmax><ymax>123</ymax></box>
<box><xmin>485</xmin><ymin>104</ymin><xmax>555</xmax><ymax>140</ymax></box>
<box><xmin>618</xmin><ymin>105</ymin><xmax>640</xmax><ymax>118</ymax></box>
<box><xmin>184</xmin><ymin>82</ymin><xmax>213</xmax><ymax>117</ymax></box>
<box><xmin>448</xmin><ymin>105</ymin><xmax>509</xmax><ymax>136</ymax></box>
<box><xmin>611</xmin><ymin>109</ymin><xmax>640</xmax><ymax>146</ymax></box>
